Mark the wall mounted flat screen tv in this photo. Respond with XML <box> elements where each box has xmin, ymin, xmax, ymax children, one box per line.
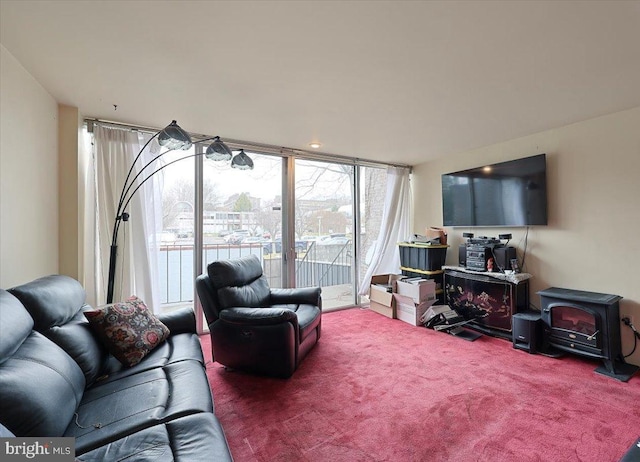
<box><xmin>442</xmin><ymin>153</ymin><xmax>547</xmax><ymax>227</ymax></box>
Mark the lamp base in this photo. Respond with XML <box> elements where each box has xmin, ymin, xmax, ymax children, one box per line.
<box><xmin>106</xmin><ymin>244</ymin><xmax>118</xmax><ymax>304</ymax></box>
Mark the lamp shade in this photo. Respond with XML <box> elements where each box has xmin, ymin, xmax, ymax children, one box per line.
<box><xmin>205</xmin><ymin>136</ymin><xmax>233</xmax><ymax>161</ymax></box>
<box><xmin>158</xmin><ymin>120</ymin><xmax>192</xmax><ymax>150</ymax></box>
<box><xmin>231</xmin><ymin>149</ymin><xmax>254</xmax><ymax>170</ymax></box>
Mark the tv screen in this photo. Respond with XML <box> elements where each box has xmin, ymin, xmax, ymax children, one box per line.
<box><xmin>442</xmin><ymin>154</ymin><xmax>547</xmax><ymax>227</ymax></box>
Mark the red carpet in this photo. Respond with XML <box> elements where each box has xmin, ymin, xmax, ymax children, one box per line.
<box><xmin>201</xmin><ymin>308</ymin><xmax>640</xmax><ymax>462</ymax></box>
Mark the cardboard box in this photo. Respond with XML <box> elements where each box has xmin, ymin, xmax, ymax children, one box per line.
<box><xmin>369</xmin><ymin>274</ymin><xmax>404</xmax><ymax>318</ymax></box>
<box><xmin>396</xmin><ymin>278</ymin><xmax>436</xmax><ymax>304</ymax></box>
<box><xmin>426</xmin><ymin>227</ymin><xmax>448</xmax><ymax>245</ymax></box>
<box><xmin>369</xmin><ymin>300</ymin><xmax>394</xmax><ymax>318</ymax></box>
<box><xmin>370</xmin><ymin>273</ymin><xmax>404</xmax><ymax>292</ymax></box>
<box><xmin>394</xmin><ymin>297</ymin><xmax>436</xmax><ymax>326</ymax></box>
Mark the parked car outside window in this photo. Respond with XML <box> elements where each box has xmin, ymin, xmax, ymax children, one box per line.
<box><xmin>224</xmin><ymin>230</ymin><xmax>251</xmax><ymax>244</ymax></box>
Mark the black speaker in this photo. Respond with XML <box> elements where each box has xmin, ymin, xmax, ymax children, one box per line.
<box><xmin>494</xmin><ymin>246</ymin><xmax>517</xmax><ymax>271</ymax></box>
<box><xmin>512</xmin><ymin>311</ymin><xmax>542</xmax><ymax>354</ymax></box>
<box><xmin>458</xmin><ymin>244</ymin><xmax>467</xmax><ymax>266</ymax></box>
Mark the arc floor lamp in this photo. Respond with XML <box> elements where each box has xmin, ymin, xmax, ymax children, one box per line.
<box><xmin>106</xmin><ymin>120</ymin><xmax>253</xmax><ymax>303</ymax></box>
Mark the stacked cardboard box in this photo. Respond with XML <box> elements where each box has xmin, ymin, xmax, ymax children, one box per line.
<box><xmin>393</xmin><ymin>278</ymin><xmax>437</xmax><ymax>326</ymax></box>
<box><xmin>368</xmin><ymin>274</ymin><xmax>405</xmax><ymax>318</ymax></box>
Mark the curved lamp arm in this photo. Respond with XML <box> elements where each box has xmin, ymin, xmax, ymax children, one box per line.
<box><xmin>106</xmin><ymin>120</ymin><xmax>245</xmax><ymax>303</ymax></box>
<box><xmin>120</xmin><ymin>149</ymin><xmax>218</xmax><ymax>221</ymax></box>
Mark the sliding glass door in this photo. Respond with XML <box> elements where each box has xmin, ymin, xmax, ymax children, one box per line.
<box><xmin>154</xmin><ymin>144</ymin><xmax>389</xmax><ymax>325</ymax></box>
<box><xmin>294</xmin><ymin>159</ymin><xmax>355</xmax><ymax>310</ymax></box>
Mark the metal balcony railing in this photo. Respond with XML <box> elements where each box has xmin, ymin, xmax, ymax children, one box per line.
<box><xmin>157</xmin><ymin>241</ymin><xmax>352</xmax><ymax>305</ymax></box>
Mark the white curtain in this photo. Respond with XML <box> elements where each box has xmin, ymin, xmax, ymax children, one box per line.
<box><xmin>87</xmin><ymin>125</ymin><xmax>162</xmax><ymax>310</ymax></box>
<box><xmin>359</xmin><ymin>166</ymin><xmax>412</xmax><ymax>295</ymax></box>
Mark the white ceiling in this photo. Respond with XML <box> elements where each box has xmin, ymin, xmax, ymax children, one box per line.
<box><xmin>2</xmin><ymin>1</ymin><xmax>639</xmax><ymax>166</ymax></box>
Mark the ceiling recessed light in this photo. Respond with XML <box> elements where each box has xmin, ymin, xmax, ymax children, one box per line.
<box><xmin>308</xmin><ymin>142</ymin><xmax>322</xmax><ymax>149</ymax></box>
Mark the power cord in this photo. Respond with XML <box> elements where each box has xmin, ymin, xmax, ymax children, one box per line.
<box><xmin>520</xmin><ymin>227</ymin><xmax>529</xmax><ymax>271</ymax></box>
<box><xmin>622</xmin><ymin>317</ymin><xmax>640</xmax><ymax>358</ymax></box>
<box><xmin>489</xmin><ymin>246</ymin><xmax>506</xmax><ymax>273</ymax></box>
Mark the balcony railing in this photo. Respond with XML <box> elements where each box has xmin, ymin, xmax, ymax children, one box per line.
<box><xmin>157</xmin><ymin>241</ymin><xmax>352</xmax><ymax>305</ymax></box>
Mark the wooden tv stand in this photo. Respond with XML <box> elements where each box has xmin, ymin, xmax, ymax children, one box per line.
<box><xmin>443</xmin><ymin>266</ymin><xmax>532</xmax><ymax>340</ymax></box>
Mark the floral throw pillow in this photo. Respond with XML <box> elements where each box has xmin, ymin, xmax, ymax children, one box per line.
<box><xmin>84</xmin><ymin>296</ymin><xmax>170</xmax><ymax>367</ymax></box>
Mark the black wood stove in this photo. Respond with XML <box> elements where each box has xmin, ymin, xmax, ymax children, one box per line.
<box><xmin>538</xmin><ymin>287</ymin><xmax>638</xmax><ymax>381</ymax></box>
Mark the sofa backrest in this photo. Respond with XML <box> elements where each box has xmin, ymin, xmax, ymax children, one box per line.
<box><xmin>197</xmin><ymin>255</ymin><xmax>272</xmax><ymax>325</ymax></box>
<box><xmin>0</xmin><ymin>289</ymin><xmax>85</xmax><ymax>436</ymax></box>
<box><xmin>0</xmin><ymin>290</ymin><xmax>33</xmax><ymax>362</ymax></box>
<box><xmin>208</xmin><ymin>254</ymin><xmax>271</xmax><ymax>308</ymax></box>
<box><xmin>8</xmin><ymin>275</ymin><xmax>86</xmax><ymax>330</ymax></box>
<box><xmin>9</xmin><ymin>275</ymin><xmax>109</xmax><ymax>386</ymax></box>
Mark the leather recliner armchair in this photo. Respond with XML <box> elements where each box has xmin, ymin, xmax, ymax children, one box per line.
<box><xmin>196</xmin><ymin>254</ymin><xmax>322</xmax><ymax>378</ymax></box>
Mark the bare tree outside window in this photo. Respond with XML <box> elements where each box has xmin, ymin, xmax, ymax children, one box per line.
<box><xmin>162</xmin><ymin>177</ymin><xmax>222</xmax><ymax>232</ymax></box>
<box><xmin>254</xmin><ymin>199</ymin><xmax>281</xmax><ymax>239</ymax></box>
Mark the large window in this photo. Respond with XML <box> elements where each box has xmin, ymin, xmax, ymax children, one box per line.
<box><xmin>157</xmin><ymin>148</ymin><xmax>195</xmax><ymax>309</ymax></box>
<box><xmin>200</xmin><ymin>151</ymin><xmax>283</xmax><ymax>288</ymax></box>
<box><xmin>88</xmin><ymin>122</ymin><xmax>395</xmax><ymax>326</ymax></box>
<box><xmin>155</xmin><ymin>148</ymin><xmax>388</xmax><ymax>317</ymax></box>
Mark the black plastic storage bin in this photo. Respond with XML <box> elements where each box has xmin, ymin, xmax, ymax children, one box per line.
<box><xmin>398</xmin><ymin>243</ymin><xmax>448</xmax><ymax>271</ymax></box>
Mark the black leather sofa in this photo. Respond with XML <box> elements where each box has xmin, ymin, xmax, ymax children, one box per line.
<box><xmin>196</xmin><ymin>254</ymin><xmax>322</xmax><ymax>378</ymax></box>
<box><xmin>0</xmin><ymin>275</ymin><xmax>233</xmax><ymax>461</ymax></box>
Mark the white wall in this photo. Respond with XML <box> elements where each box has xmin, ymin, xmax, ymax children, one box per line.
<box><xmin>58</xmin><ymin>105</ymin><xmax>82</xmax><ymax>280</ymax></box>
<box><xmin>0</xmin><ymin>45</ymin><xmax>59</xmax><ymax>287</ymax></box>
<box><xmin>412</xmin><ymin>106</ymin><xmax>640</xmax><ymax>366</ymax></box>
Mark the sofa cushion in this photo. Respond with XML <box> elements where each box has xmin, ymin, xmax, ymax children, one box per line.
<box><xmin>84</xmin><ymin>296</ymin><xmax>170</xmax><ymax>367</ymax></box>
<box><xmin>66</xmin><ymin>360</ymin><xmax>214</xmax><ymax>454</ymax></box>
<box><xmin>217</xmin><ymin>275</ymin><xmax>271</xmax><ymax>309</ymax></box>
<box><xmin>45</xmin><ymin>311</ymin><xmax>109</xmax><ymax>386</ymax></box>
<box><xmin>75</xmin><ymin>413</ymin><xmax>232</xmax><ymax>461</ymax></box>
<box><xmin>0</xmin><ymin>290</ymin><xmax>33</xmax><ymax>362</ymax></box>
<box><xmin>9</xmin><ymin>276</ymin><xmax>109</xmax><ymax>384</ymax></box>
<box><xmin>0</xmin><ymin>332</ymin><xmax>85</xmax><ymax>437</ymax></box>
<box><xmin>9</xmin><ymin>275</ymin><xmax>87</xmax><ymax>331</ymax></box>
<box><xmin>97</xmin><ymin>332</ymin><xmax>205</xmax><ymax>384</ymax></box>
<box><xmin>0</xmin><ymin>289</ymin><xmax>85</xmax><ymax>436</ymax></box>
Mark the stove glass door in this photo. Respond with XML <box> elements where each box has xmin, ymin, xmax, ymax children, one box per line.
<box><xmin>551</xmin><ymin>305</ymin><xmax>596</xmax><ymax>336</ymax></box>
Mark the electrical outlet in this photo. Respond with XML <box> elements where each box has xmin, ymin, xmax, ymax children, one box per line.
<box><xmin>621</xmin><ymin>315</ymin><xmax>634</xmax><ymax>325</ymax></box>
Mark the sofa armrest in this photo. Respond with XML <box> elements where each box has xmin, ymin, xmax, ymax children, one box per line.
<box><xmin>270</xmin><ymin>287</ymin><xmax>322</xmax><ymax>307</ymax></box>
<box><xmin>157</xmin><ymin>307</ymin><xmax>196</xmax><ymax>335</ymax></box>
<box><xmin>219</xmin><ymin>307</ymin><xmax>297</xmax><ymax>326</ymax></box>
